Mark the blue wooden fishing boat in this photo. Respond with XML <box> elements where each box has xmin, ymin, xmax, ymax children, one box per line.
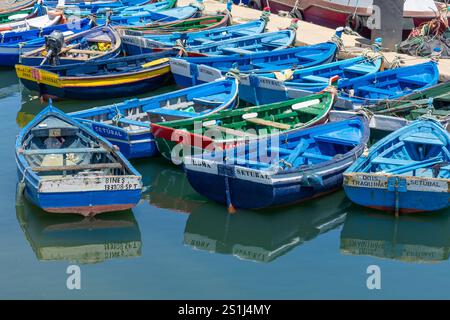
<box><xmin>236</xmin><ymin>55</ymin><xmax>383</xmax><ymax>106</ymax></box>
<box><xmin>70</xmin><ymin>79</ymin><xmax>238</xmax><ymax>159</ymax></box>
<box><xmin>16</xmin><ymin>50</ymin><xmax>183</xmax><ymax>100</ymax></box>
<box><xmin>344</xmin><ymin>119</ymin><xmax>450</xmax><ymax>214</ymax></box>
<box><xmin>183</xmin><ymin>117</ymin><xmax>370</xmax><ymax>210</ymax></box>
<box><xmin>120</xmin><ymin>17</ymin><xmax>267</xmax><ymax>52</ymax></box>
<box><xmin>15</xmin><ymin>103</ymin><xmax>142</xmax><ymax>216</ymax></box>
<box><xmin>65</xmin><ymin>0</ymin><xmax>176</xmax><ymax>16</ymax></box>
<box><xmin>95</xmin><ymin>4</ymin><xmax>201</xmax><ymax>27</ymax></box>
<box><xmin>124</xmin><ymin>28</ymin><xmax>296</xmax><ymax>56</ymax></box>
<box><xmin>0</xmin><ymin>18</ymin><xmax>93</xmax><ymax>67</ymax></box>
<box><xmin>170</xmin><ymin>43</ymin><xmax>338</xmax><ymax>87</ymax></box>
<box><xmin>43</xmin><ymin>0</ymin><xmax>150</xmax><ymax>10</ymax></box>
<box><xmin>335</xmin><ymin>62</ymin><xmax>440</xmax><ymax>109</ymax></box>
<box><xmin>19</xmin><ymin>24</ymin><xmax>122</xmax><ymax>66</ymax></box>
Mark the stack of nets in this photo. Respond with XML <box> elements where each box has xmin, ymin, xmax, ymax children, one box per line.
<box><xmin>397</xmin><ymin>8</ymin><xmax>450</xmax><ymax>58</ymax></box>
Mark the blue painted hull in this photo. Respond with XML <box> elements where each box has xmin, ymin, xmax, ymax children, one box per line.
<box><xmin>343</xmin><ymin>119</ymin><xmax>450</xmax><ymax>214</ymax></box>
<box><xmin>344</xmin><ymin>185</ymin><xmax>450</xmax><ymax>213</ymax></box>
<box><xmin>77</xmin><ymin>120</ymin><xmax>157</xmax><ymax>159</ymax></box>
<box><xmin>24</xmin><ymin>182</ymin><xmax>141</xmax><ymax>214</ymax></box>
<box><xmin>185</xmin><ymin>167</ymin><xmax>345</xmax><ymax>209</ymax></box>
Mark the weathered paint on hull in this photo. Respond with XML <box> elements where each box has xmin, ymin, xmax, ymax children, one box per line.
<box><xmin>344</xmin><ymin>185</ymin><xmax>450</xmax><ymax>214</ymax></box>
<box><xmin>24</xmin><ymin>187</ymin><xmax>141</xmax><ymax>216</ymax></box>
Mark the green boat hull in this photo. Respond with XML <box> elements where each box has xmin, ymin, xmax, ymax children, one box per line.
<box><xmin>151</xmin><ymin>92</ymin><xmax>335</xmax><ymax>163</ymax></box>
<box><xmin>0</xmin><ymin>8</ymin><xmax>33</xmax><ymax>24</ymax></box>
<box><xmin>120</xmin><ymin>14</ymin><xmax>230</xmax><ymax>34</ymax></box>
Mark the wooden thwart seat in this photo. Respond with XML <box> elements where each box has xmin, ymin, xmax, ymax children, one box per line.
<box><xmin>245</xmin><ymin>117</ymin><xmax>291</xmax><ymax>130</ymax></box>
<box><xmin>205</xmin><ymin>124</ymin><xmax>258</xmax><ymax>138</ymax></box>
<box><xmin>22</xmin><ymin>148</ymin><xmax>107</xmax><ymax>155</ymax></box>
<box><xmin>32</xmin><ymin>162</ymin><xmax>123</xmax><ymax>172</ymax></box>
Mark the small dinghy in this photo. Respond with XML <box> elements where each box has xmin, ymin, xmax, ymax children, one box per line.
<box><xmin>0</xmin><ymin>18</ymin><xmax>93</xmax><ymax>67</ymax></box>
<box><xmin>183</xmin><ymin>117</ymin><xmax>369</xmax><ymax>210</ymax></box>
<box><xmin>15</xmin><ymin>103</ymin><xmax>142</xmax><ymax>216</ymax></box>
<box><xmin>120</xmin><ymin>18</ymin><xmax>267</xmax><ymax>53</ymax></box>
<box><xmin>19</xmin><ymin>24</ymin><xmax>121</xmax><ymax>66</ymax></box>
<box><xmin>70</xmin><ymin>79</ymin><xmax>238</xmax><ymax>159</ymax></box>
<box><xmin>170</xmin><ymin>43</ymin><xmax>337</xmax><ymax>87</ymax></box>
<box><xmin>344</xmin><ymin>119</ymin><xmax>450</xmax><ymax>214</ymax></box>
<box><xmin>16</xmin><ymin>49</ymin><xmax>190</xmax><ymax>100</ymax></box>
<box><xmin>237</xmin><ymin>55</ymin><xmax>382</xmax><ymax>105</ymax></box>
<box><xmin>151</xmin><ymin>91</ymin><xmax>335</xmax><ymax>164</ymax></box>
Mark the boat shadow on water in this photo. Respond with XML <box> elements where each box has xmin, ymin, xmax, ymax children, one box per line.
<box><xmin>15</xmin><ymin>189</ymin><xmax>142</xmax><ymax>264</ymax></box>
<box><xmin>183</xmin><ymin>191</ymin><xmax>351</xmax><ymax>263</ymax></box>
<box><xmin>133</xmin><ymin>157</ymin><xmax>209</xmax><ymax>214</ymax></box>
<box><xmin>340</xmin><ymin>206</ymin><xmax>450</xmax><ymax>264</ymax></box>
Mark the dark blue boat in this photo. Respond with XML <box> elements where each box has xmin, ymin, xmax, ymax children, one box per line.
<box><xmin>0</xmin><ymin>18</ymin><xmax>93</xmax><ymax>67</ymax></box>
<box><xmin>344</xmin><ymin>119</ymin><xmax>450</xmax><ymax>214</ymax></box>
<box><xmin>15</xmin><ymin>103</ymin><xmax>142</xmax><ymax>216</ymax></box>
<box><xmin>70</xmin><ymin>79</ymin><xmax>239</xmax><ymax>159</ymax></box>
<box><xmin>183</xmin><ymin>117</ymin><xmax>370</xmax><ymax>210</ymax></box>
<box><xmin>170</xmin><ymin>43</ymin><xmax>338</xmax><ymax>87</ymax></box>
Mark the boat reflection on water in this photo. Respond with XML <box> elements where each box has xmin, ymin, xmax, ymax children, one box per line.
<box><xmin>134</xmin><ymin>157</ymin><xmax>208</xmax><ymax>214</ymax></box>
<box><xmin>0</xmin><ymin>70</ymin><xmax>20</xmax><ymax>100</ymax></box>
<box><xmin>184</xmin><ymin>191</ymin><xmax>351</xmax><ymax>263</ymax></box>
<box><xmin>340</xmin><ymin>207</ymin><xmax>450</xmax><ymax>263</ymax></box>
<box><xmin>16</xmin><ymin>192</ymin><xmax>142</xmax><ymax>264</ymax></box>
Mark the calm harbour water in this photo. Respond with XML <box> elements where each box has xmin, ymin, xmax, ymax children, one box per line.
<box><xmin>1</xmin><ymin>69</ymin><xmax>450</xmax><ymax>299</ymax></box>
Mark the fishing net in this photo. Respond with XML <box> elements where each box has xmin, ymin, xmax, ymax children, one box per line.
<box><xmin>397</xmin><ymin>9</ymin><xmax>450</xmax><ymax>58</ymax></box>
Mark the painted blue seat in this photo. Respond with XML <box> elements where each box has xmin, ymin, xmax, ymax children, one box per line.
<box><xmin>302</xmin><ymin>75</ymin><xmax>329</xmax><ymax>83</ymax></box>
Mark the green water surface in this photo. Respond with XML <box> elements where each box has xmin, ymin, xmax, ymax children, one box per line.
<box><xmin>1</xmin><ymin>69</ymin><xmax>450</xmax><ymax>299</ymax></box>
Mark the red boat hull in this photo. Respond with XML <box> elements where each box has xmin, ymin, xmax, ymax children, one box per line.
<box><xmin>260</xmin><ymin>0</ymin><xmax>449</xmax><ymax>39</ymax></box>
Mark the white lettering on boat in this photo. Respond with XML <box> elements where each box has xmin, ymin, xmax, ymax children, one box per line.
<box><xmin>235</xmin><ymin>168</ymin><xmax>272</xmax><ymax>184</ymax></box>
<box><xmin>344</xmin><ymin>175</ymin><xmax>388</xmax><ymax>189</ymax></box>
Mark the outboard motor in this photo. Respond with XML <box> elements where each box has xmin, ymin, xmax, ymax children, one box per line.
<box><xmin>42</xmin><ymin>31</ymin><xmax>65</xmax><ymax>66</ymax></box>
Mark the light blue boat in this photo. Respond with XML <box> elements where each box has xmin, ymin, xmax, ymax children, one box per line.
<box><xmin>344</xmin><ymin>119</ymin><xmax>450</xmax><ymax>214</ymax></box>
<box><xmin>170</xmin><ymin>43</ymin><xmax>338</xmax><ymax>87</ymax></box>
<box><xmin>336</xmin><ymin>61</ymin><xmax>440</xmax><ymax>109</ymax></box>
<box><xmin>70</xmin><ymin>79</ymin><xmax>239</xmax><ymax>159</ymax></box>
<box><xmin>120</xmin><ymin>18</ymin><xmax>267</xmax><ymax>53</ymax></box>
<box><xmin>43</xmin><ymin>0</ymin><xmax>150</xmax><ymax>10</ymax></box>
<box><xmin>237</xmin><ymin>55</ymin><xmax>383</xmax><ymax>106</ymax></box>
<box><xmin>95</xmin><ymin>4</ymin><xmax>201</xmax><ymax>27</ymax></box>
<box><xmin>15</xmin><ymin>103</ymin><xmax>142</xmax><ymax>216</ymax></box>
